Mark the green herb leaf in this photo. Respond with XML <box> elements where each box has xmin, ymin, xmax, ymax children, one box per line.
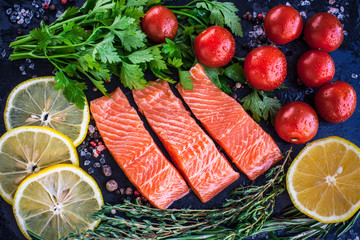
<box><xmin>179</xmin><ymin>70</ymin><xmax>193</xmax><ymax>90</ymax></box>
<box><xmin>167</xmin><ymin>57</ymin><xmax>183</xmax><ymax>68</ymax></box>
<box><xmin>240</xmin><ymin>91</ymin><xmax>282</xmax><ymax>123</ymax></box>
<box><xmin>92</xmin><ymin>33</ymin><xmax>122</xmax><ymax>64</ymax></box>
<box><xmin>29</xmin><ymin>25</ymin><xmax>52</xmax><ymax>50</ymax></box>
<box><xmin>120</xmin><ymin>62</ymin><xmax>147</xmax><ymax>89</ymax></box>
<box><xmin>224</xmin><ymin>63</ymin><xmax>246</xmax><ymax>83</ymax></box>
<box><xmin>240</xmin><ymin>91</ymin><xmax>264</xmax><ymax>122</ymax></box>
<box><xmin>127</xmin><ymin>49</ymin><xmax>154</xmax><ymax>64</ymax></box>
<box><xmin>202</xmin><ymin>65</ymin><xmax>231</xmax><ymax>94</ymax></box>
<box><xmin>55</xmin><ymin>71</ymin><xmax>87</xmax><ymax>109</ymax></box>
<box><xmin>162</xmin><ymin>39</ymin><xmax>182</xmax><ymax>59</ymax></box>
<box><xmin>261</xmin><ymin>94</ymin><xmax>281</xmax><ymax>123</ymax></box>
<box><xmin>196</xmin><ymin>1</ymin><xmax>243</xmax><ymax>37</ymax></box>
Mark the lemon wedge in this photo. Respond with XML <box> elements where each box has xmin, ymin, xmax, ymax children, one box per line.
<box><xmin>13</xmin><ymin>164</ymin><xmax>103</xmax><ymax>240</ymax></box>
<box><xmin>287</xmin><ymin>136</ymin><xmax>360</xmax><ymax>223</ymax></box>
<box><xmin>0</xmin><ymin>126</ymin><xmax>78</xmax><ymax>204</ymax></box>
<box><xmin>4</xmin><ymin>77</ymin><xmax>90</xmax><ymax>146</ymax></box>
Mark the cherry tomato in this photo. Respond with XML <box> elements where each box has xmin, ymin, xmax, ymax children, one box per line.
<box><xmin>141</xmin><ymin>6</ymin><xmax>178</xmax><ymax>43</ymax></box>
<box><xmin>244</xmin><ymin>46</ymin><xmax>287</xmax><ymax>91</ymax></box>
<box><xmin>297</xmin><ymin>50</ymin><xmax>335</xmax><ymax>87</ymax></box>
<box><xmin>264</xmin><ymin>5</ymin><xmax>303</xmax><ymax>45</ymax></box>
<box><xmin>304</xmin><ymin>12</ymin><xmax>343</xmax><ymax>52</ymax></box>
<box><xmin>275</xmin><ymin>102</ymin><xmax>319</xmax><ymax>144</ymax></box>
<box><xmin>315</xmin><ymin>81</ymin><xmax>357</xmax><ymax>123</ymax></box>
<box><xmin>194</xmin><ymin>26</ymin><xmax>235</xmax><ymax>68</ymax></box>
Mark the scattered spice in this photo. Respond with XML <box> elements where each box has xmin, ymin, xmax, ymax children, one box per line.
<box><xmin>49</xmin><ymin>5</ymin><xmax>56</xmax><ymax>11</ymax></box>
<box><xmin>102</xmin><ymin>165</ymin><xmax>112</xmax><ymax>177</ymax></box>
<box><xmin>134</xmin><ymin>190</ymin><xmax>140</xmax><ymax>197</ymax></box>
<box><xmin>106</xmin><ymin>180</ymin><xmax>118</xmax><ymax>192</ymax></box>
<box><xmin>125</xmin><ymin>187</ymin><xmax>133</xmax><ymax>196</ymax></box>
<box><xmin>61</xmin><ymin>0</ymin><xmax>67</xmax><ymax>5</ymax></box>
<box><xmin>110</xmin><ymin>209</ymin><xmax>116</xmax><ymax>215</ymax></box>
<box><xmin>119</xmin><ymin>188</ymin><xmax>125</xmax><ymax>195</ymax></box>
<box><xmin>43</xmin><ymin>15</ymin><xmax>49</xmax><ymax>23</ymax></box>
<box><xmin>42</xmin><ymin>3</ymin><xmax>49</xmax><ymax>10</ymax></box>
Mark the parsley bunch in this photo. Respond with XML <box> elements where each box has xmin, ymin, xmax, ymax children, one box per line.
<box><xmin>9</xmin><ymin>0</ymin><xmax>243</xmax><ymax>109</ymax></box>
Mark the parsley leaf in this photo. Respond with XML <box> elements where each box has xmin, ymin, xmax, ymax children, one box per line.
<box><xmin>224</xmin><ymin>63</ymin><xmax>246</xmax><ymax>83</ymax></box>
<box><xmin>179</xmin><ymin>70</ymin><xmax>193</xmax><ymax>90</ymax></box>
<box><xmin>240</xmin><ymin>91</ymin><xmax>281</xmax><ymax>123</ymax></box>
<box><xmin>240</xmin><ymin>91</ymin><xmax>264</xmax><ymax>122</ymax></box>
<box><xmin>202</xmin><ymin>65</ymin><xmax>232</xmax><ymax>94</ymax></box>
<box><xmin>196</xmin><ymin>1</ymin><xmax>243</xmax><ymax>37</ymax></box>
<box><xmin>54</xmin><ymin>70</ymin><xmax>87</xmax><ymax>109</ymax></box>
<box><xmin>262</xmin><ymin>94</ymin><xmax>281</xmax><ymax>123</ymax></box>
<box><xmin>92</xmin><ymin>33</ymin><xmax>122</xmax><ymax>64</ymax></box>
<box><xmin>128</xmin><ymin>49</ymin><xmax>154</xmax><ymax>64</ymax></box>
<box><xmin>120</xmin><ymin>62</ymin><xmax>147</xmax><ymax>89</ymax></box>
<box><xmin>29</xmin><ymin>24</ymin><xmax>52</xmax><ymax>50</ymax></box>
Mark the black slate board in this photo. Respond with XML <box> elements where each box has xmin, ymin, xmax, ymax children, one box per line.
<box><xmin>0</xmin><ymin>0</ymin><xmax>359</xmax><ymax>239</ymax></box>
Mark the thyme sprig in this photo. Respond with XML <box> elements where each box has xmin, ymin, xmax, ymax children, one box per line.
<box><xmin>26</xmin><ymin>149</ymin><xmax>360</xmax><ymax>240</ymax></box>
<box><xmin>61</xmin><ymin>151</ymin><xmax>290</xmax><ymax>240</ymax></box>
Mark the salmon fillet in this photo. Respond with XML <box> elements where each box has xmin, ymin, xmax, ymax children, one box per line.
<box><xmin>177</xmin><ymin>64</ymin><xmax>283</xmax><ymax>180</ymax></box>
<box><xmin>90</xmin><ymin>88</ymin><xmax>189</xmax><ymax>209</ymax></box>
<box><xmin>133</xmin><ymin>81</ymin><xmax>239</xmax><ymax>203</ymax></box>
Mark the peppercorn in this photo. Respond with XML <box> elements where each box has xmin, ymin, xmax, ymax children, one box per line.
<box><xmin>141</xmin><ymin>196</ymin><xmax>148</xmax><ymax>202</ymax></box>
<box><xmin>110</xmin><ymin>209</ymin><xmax>116</xmax><ymax>215</ymax></box>
<box><xmin>125</xmin><ymin>187</ymin><xmax>133</xmax><ymax>196</ymax></box>
<box><xmin>257</xmin><ymin>13</ymin><xmax>264</xmax><ymax>20</ymax></box>
<box><xmin>119</xmin><ymin>188</ymin><xmax>125</xmax><ymax>195</ymax></box>
<box><xmin>247</xmin><ymin>14</ymin><xmax>253</xmax><ymax>22</ymax></box>
<box><xmin>114</xmin><ymin>189</ymin><xmax>121</xmax><ymax>195</ymax></box>
<box><xmin>43</xmin><ymin>15</ymin><xmax>49</xmax><ymax>23</ymax></box>
<box><xmin>102</xmin><ymin>165</ymin><xmax>112</xmax><ymax>177</ymax></box>
<box><xmin>134</xmin><ymin>190</ymin><xmax>140</xmax><ymax>197</ymax></box>
<box><xmin>16</xmin><ymin>28</ymin><xmax>23</xmax><ymax>36</ymax></box>
<box><xmin>49</xmin><ymin>5</ymin><xmax>56</xmax><ymax>11</ymax></box>
<box><xmin>42</xmin><ymin>3</ymin><xmax>49</xmax><ymax>10</ymax></box>
<box><xmin>285</xmin><ymin>51</ymin><xmax>293</xmax><ymax>56</ymax></box>
<box><xmin>106</xmin><ymin>180</ymin><xmax>118</xmax><ymax>192</ymax></box>
<box><xmin>61</xmin><ymin>0</ymin><xmax>67</xmax><ymax>5</ymax></box>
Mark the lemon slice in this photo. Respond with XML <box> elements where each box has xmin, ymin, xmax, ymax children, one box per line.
<box><xmin>0</xmin><ymin>126</ymin><xmax>78</xmax><ymax>204</ymax></box>
<box><xmin>4</xmin><ymin>77</ymin><xmax>90</xmax><ymax>146</ymax></box>
<box><xmin>287</xmin><ymin>136</ymin><xmax>360</xmax><ymax>223</ymax></box>
<box><xmin>13</xmin><ymin>164</ymin><xmax>103</xmax><ymax>240</ymax></box>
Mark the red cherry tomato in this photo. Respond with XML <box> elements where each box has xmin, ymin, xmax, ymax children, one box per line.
<box><xmin>194</xmin><ymin>26</ymin><xmax>235</xmax><ymax>68</ymax></box>
<box><xmin>264</xmin><ymin>5</ymin><xmax>303</xmax><ymax>45</ymax></box>
<box><xmin>141</xmin><ymin>6</ymin><xmax>178</xmax><ymax>43</ymax></box>
<box><xmin>297</xmin><ymin>50</ymin><xmax>335</xmax><ymax>87</ymax></box>
<box><xmin>275</xmin><ymin>102</ymin><xmax>319</xmax><ymax>144</ymax></box>
<box><xmin>315</xmin><ymin>81</ymin><xmax>357</xmax><ymax>123</ymax></box>
<box><xmin>244</xmin><ymin>46</ymin><xmax>287</xmax><ymax>91</ymax></box>
<box><xmin>304</xmin><ymin>12</ymin><xmax>343</xmax><ymax>52</ymax></box>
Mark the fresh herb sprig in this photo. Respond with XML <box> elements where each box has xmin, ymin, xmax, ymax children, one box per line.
<box><xmin>59</xmin><ymin>151</ymin><xmax>290</xmax><ymax>240</ymax></box>
<box><xmin>9</xmin><ymin>0</ymin><xmax>244</xmax><ymax>109</ymax></box>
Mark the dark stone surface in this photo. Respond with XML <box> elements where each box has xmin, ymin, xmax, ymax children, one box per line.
<box><xmin>0</xmin><ymin>0</ymin><xmax>359</xmax><ymax>239</ymax></box>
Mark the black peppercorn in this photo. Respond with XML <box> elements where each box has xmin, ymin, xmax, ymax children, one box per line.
<box><xmin>43</xmin><ymin>15</ymin><xmax>49</xmax><ymax>23</ymax></box>
<box><xmin>16</xmin><ymin>28</ymin><xmax>23</xmax><ymax>36</ymax></box>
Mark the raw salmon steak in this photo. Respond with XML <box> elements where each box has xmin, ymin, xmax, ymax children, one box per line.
<box><xmin>133</xmin><ymin>81</ymin><xmax>239</xmax><ymax>203</ymax></box>
<box><xmin>177</xmin><ymin>64</ymin><xmax>283</xmax><ymax>180</ymax></box>
<box><xmin>90</xmin><ymin>88</ymin><xmax>189</xmax><ymax>209</ymax></box>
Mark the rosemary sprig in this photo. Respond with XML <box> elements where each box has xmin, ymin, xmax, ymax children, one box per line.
<box><xmin>60</xmin><ymin>151</ymin><xmax>290</xmax><ymax>240</ymax></box>
<box><xmin>27</xmin><ymin>149</ymin><xmax>360</xmax><ymax>240</ymax></box>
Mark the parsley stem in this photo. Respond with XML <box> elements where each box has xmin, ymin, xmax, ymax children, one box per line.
<box><xmin>170</xmin><ymin>10</ymin><xmax>204</xmax><ymax>25</ymax></box>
